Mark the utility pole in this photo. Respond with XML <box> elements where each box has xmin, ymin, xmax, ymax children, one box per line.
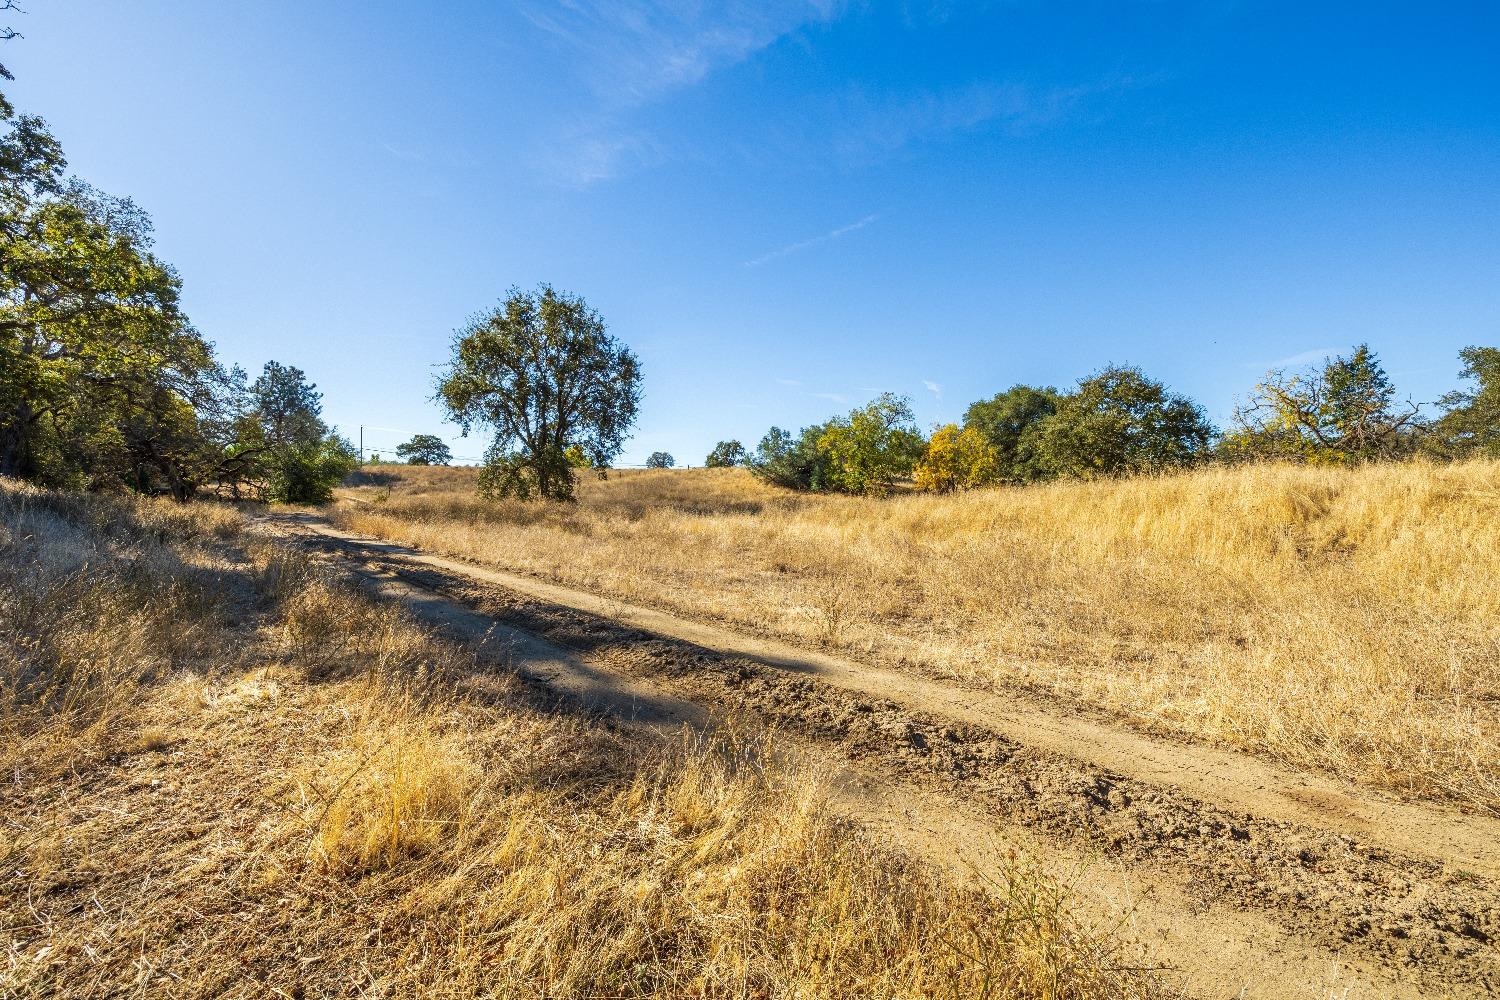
<box><xmin>359</xmin><ymin>425</ymin><xmax>364</xmax><ymax>465</ymax></box>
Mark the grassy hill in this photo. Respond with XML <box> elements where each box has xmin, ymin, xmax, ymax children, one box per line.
<box><xmin>339</xmin><ymin>460</ymin><xmax>1500</xmax><ymax>815</ymax></box>
<box><xmin>0</xmin><ymin>483</ymin><xmax>1154</xmax><ymax>998</ymax></box>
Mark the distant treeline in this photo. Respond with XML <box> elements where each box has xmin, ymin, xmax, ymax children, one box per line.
<box><xmin>8</xmin><ymin>78</ymin><xmax>1496</xmax><ymax>507</ymax></box>
<box><xmin>718</xmin><ymin>345</ymin><xmax>1498</xmax><ymax>495</ymax></box>
<box><xmin>0</xmin><ymin>84</ymin><xmax>353</xmax><ymax>501</ymax></box>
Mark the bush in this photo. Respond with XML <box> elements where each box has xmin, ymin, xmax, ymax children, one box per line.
<box><xmin>814</xmin><ymin>393</ymin><xmax>925</xmax><ymax>496</ymax></box>
<box><xmin>705</xmin><ymin>440</ymin><xmax>746</xmax><ymax>467</ymax></box>
<box><xmin>1031</xmin><ymin>366</ymin><xmax>1212</xmax><ymax>479</ymax></box>
<box><xmin>914</xmin><ymin>424</ymin><xmax>1000</xmax><ymax>492</ymax></box>
<box><xmin>749</xmin><ymin>425</ymin><xmax>830</xmax><ymax>491</ymax></box>
<box><xmin>750</xmin><ymin>395</ymin><xmax>924</xmax><ymax>496</ymax></box>
<box><xmin>267</xmin><ymin>436</ymin><xmax>359</xmax><ymax>504</ymax></box>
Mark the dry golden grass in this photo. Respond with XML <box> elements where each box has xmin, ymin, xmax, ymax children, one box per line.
<box><xmin>337</xmin><ymin>461</ymin><xmax>1500</xmax><ymax>815</ymax></box>
<box><xmin>0</xmin><ymin>481</ymin><xmax>1160</xmax><ymax>999</ymax></box>
<box><xmin>0</xmin><ymin>484</ymin><xmax>245</xmax><ymax>776</ymax></box>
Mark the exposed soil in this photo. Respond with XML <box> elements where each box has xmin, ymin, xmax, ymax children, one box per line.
<box><xmin>260</xmin><ymin>512</ymin><xmax>1500</xmax><ymax>999</ymax></box>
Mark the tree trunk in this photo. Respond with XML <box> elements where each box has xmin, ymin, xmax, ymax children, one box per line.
<box><xmin>0</xmin><ymin>403</ymin><xmax>35</xmax><ymax>480</ymax></box>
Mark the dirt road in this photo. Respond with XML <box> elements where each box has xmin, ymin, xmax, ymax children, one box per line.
<box><xmin>260</xmin><ymin>511</ymin><xmax>1500</xmax><ymax>999</ymax></box>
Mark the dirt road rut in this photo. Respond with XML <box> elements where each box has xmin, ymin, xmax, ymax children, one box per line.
<box><xmin>261</xmin><ymin>512</ymin><xmax>1500</xmax><ymax>999</ymax></box>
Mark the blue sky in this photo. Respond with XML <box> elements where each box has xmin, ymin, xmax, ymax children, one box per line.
<box><xmin>8</xmin><ymin>1</ymin><xmax>1498</xmax><ymax>464</ymax></box>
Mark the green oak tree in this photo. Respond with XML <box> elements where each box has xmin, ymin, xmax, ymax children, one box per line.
<box><xmin>962</xmin><ymin>385</ymin><xmax>1063</xmax><ymax>483</ymax></box>
<box><xmin>395</xmin><ymin>434</ymin><xmax>452</xmax><ymax>465</ymax></box>
<box><xmin>1033</xmin><ymin>366</ymin><xmax>1213</xmax><ymax>478</ymax></box>
<box><xmin>705</xmin><ymin>439</ymin><xmax>746</xmax><ymax>467</ymax></box>
<box><xmin>1429</xmin><ymin>346</ymin><xmax>1500</xmax><ymax>458</ymax></box>
<box><xmin>437</xmin><ymin>286</ymin><xmax>641</xmax><ymax>501</ymax></box>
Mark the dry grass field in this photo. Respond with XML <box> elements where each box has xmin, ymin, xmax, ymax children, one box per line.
<box><xmin>336</xmin><ymin>460</ymin><xmax>1500</xmax><ymax>816</ymax></box>
<box><xmin>0</xmin><ymin>482</ymin><xmax>1159</xmax><ymax>998</ymax></box>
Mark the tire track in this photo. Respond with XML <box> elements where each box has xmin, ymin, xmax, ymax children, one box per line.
<box><xmin>261</xmin><ymin>512</ymin><xmax>1500</xmax><ymax>998</ymax></box>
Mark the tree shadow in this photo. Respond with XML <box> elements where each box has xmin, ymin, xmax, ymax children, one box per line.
<box><xmin>344</xmin><ymin>469</ymin><xmax>401</xmax><ymax>487</ymax></box>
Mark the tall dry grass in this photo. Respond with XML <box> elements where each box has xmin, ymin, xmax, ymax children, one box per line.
<box><xmin>337</xmin><ymin>461</ymin><xmax>1500</xmax><ymax>814</ymax></box>
<box><xmin>0</xmin><ymin>480</ymin><xmax>1161</xmax><ymax>999</ymax></box>
<box><xmin>0</xmin><ymin>484</ymin><xmax>244</xmax><ymax>775</ymax></box>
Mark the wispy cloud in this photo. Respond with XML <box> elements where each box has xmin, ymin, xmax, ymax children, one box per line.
<box><xmin>922</xmin><ymin>379</ymin><xmax>943</xmax><ymax>401</ymax></box>
<box><xmin>744</xmin><ymin>214</ymin><xmax>879</xmax><ymax>267</ymax></box>
<box><xmin>811</xmin><ymin>391</ymin><xmax>849</xmax><ymax>403</ymax></box>
<box><xmin>519</xmin><ymin>1</ymin><xmax>840</xmax><ymax>106</ymax></box>
<box><xmin>821</xmin><ymin>75</ymin><xmax>1148</xmax><ymax>162</ymax></box>
<box><xmin>562</xmin><ymin>129</ymin><xmax>668</xmax><ymax>185</ymax></box>
<box><xmin>1251</xmin><ymin>347</ymin><xmax>1341</xmax><ymax>371</ymax></box>
<box><xmin>775</xmin><ymin>377</ymin><xmax>804</xmax><ymax>387</ymax></box>
<box><xmin>521</xmin><ymin>1</ymin><xmax>842</xmax><ymax>183</ymax></box>
<box><xmin>381</xmin><ymin>141</ymin><xmax>426</xmax><ymax>163</ymax></box>
<box><xmin>521</xmin><ymin>5</ymin><xmax>1155</xmax><ymax>185</ymax></box>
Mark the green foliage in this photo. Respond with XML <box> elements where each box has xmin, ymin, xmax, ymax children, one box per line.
<box><xmin>646</xmin><ymin>451</ymin><xmax>675</xmax><ymax>469</ymax></box>
<box><xmin>1031</xmin><ymin>366</ymin><xmax>1213</xmax><ymax>479</ymax></box>
<box><xmin>750</xmin><ymin>400</ymin><xmax>913</xmax><ymax>494</ymax></box>
<box><xmin>1228</xmin><ymin>345</ymin><xmax>1422</xmax><ymax>464</ymax></box>
<box><xmin>438</xmin><ymin>285</ymin><xmax>641</xmax><ymax>502</ymax></box>
<box><xmin>266</xmin><ymin>435</ymin><xmax>358</xmax><ymax>504</ymax></box>
<box><xmin>749</xmin><ymin>425</ymin><xmax>829</xmax><ymax>491</ymax></box>
<box><xmin>962</xmin><ymin>385</ymin><xmax>1062</xmax><ymax>483</ymax></box>
<box><xmin>815</xmin><ymin>393</ymin><xmax>925</xmax><ymax>496</ymax></box>
<box><xmin>213</xmin><ymin>362</ymin><xmax>355</xmax><ymax>502</ymax></box>
<box><xmin>0</xmin><ymin>89</ymin><xmax>352</xmax><ymax>503</ymax></box>
<box><xmin>751</xmin><ymin>395</ymin><xmax>923</xmax><ymax>495</ymax></box>
<box><xmin>0</xmin><ymin>155</ymin><xmax>221</xmax><ymax>492</ymax></box>
<box><xmin>248</xmin><ymin>361</ymin><xmax>327</xmax><ymax>447</ymax></box>
<box><xmin>396</xmin><ymin>434</ymin><xmax>452</xmax><ymax>466</ymax></box>
<box><xmin>478</xmin><ymin>444</ymin><xmax>574</xmax><ymax>502</ymax></box>
<box><xmin>564</xmin><ymin>444</ymin><xmax>592</xmax><ymax>468</ymax></box>
<box><xmin>914</xmin><ymin>424</ymin><xmax>1000</xmax><ymax>493</ymax></box>
<box><xmin>705</xmin><ymin>440</ymin><xmax>746</xmax><ymax>467</ymax></box>
<box><xmin>1429</xmin><ymin>346</ymin><xmax>1500</xmax><ymax>458</ymax></box>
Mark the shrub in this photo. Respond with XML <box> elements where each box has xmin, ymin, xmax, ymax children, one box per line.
<box><xmin>814</xmin><ymin>393</ymin><xmax>925</xmax><ymax>496</ymax></box>
<box><xmin>705</xmin><ymin>440</ymin><xmax>746</xmax><ymax>467</ymax></box>
<box><xmin>962</xmin><ymin>385</ymin><xmax>1062</xmax><ymax>483</ymax></box>
<box><xmin>1032</xmin><ymin>366</ymin><xmax>1212</xmax><ymax>479</ymax></box>
<box><xmin>267</xmin><ymin>436</ymin><xmax>359</xmax><ymax>504</ymax></box>
<box><xmin>914</xmin><ymin>424</ymin><xmax>1000</xmax><ymax>492</ymax></box>
<box><xmin>750</xmin><ymin>426</ymin><xmax>829</xmax><ymax>491</ymax></box>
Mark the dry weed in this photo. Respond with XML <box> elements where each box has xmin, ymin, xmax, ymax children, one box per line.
<box><xmin>338</xmin><ymin>461</ymin><xmax>1500</xmax><ymax>813</ymax></box>
<box><xmin>0</xmin><ymin>480</ymin><xmax>1163</xmax><ymax>998</ymax></box>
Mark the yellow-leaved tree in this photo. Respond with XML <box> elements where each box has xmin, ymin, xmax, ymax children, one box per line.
<box><xmin>913</xmin><ymin>424</ymin><xmax>1000</xmax><ymax>492</ymax></box>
